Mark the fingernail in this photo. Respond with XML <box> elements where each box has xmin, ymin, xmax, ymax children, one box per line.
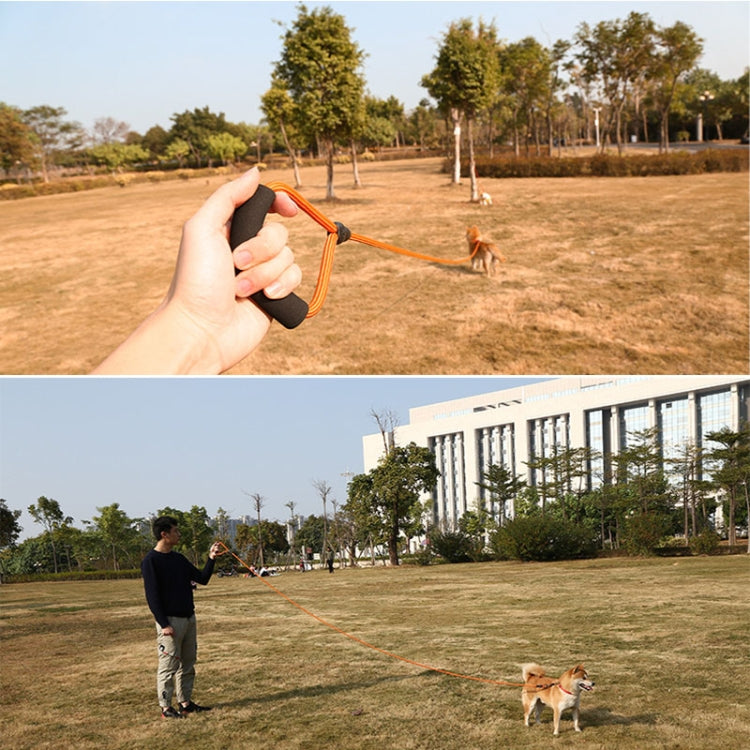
<box><xmin>265</xmin><ymin>281</ymin><xmax>283</xmax><ymax>297</ymax></box>
<box><xmin>236</xmin><ymin>250</ymin><xmax>252</xmax><ymax>268</ymax></box>
<box><xmin>236</xmin><ymin>278</ymin><xmax>252</xmax><ymax>295</ymax></box>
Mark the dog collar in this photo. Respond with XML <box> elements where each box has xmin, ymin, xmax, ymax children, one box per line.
<box><xmin>558</xmin><ymin>685</ymin><xmax>573</xmax><ymax>695</ymax></box>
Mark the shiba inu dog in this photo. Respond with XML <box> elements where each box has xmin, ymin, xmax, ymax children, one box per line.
<box><xmin>466</xmin><ymin>225</ymin><xmax>506</xmax><ymax>277</ymax></box>
<box><xmin>522</xmin><ymin>663</ymin><xmax>595</xmax><ymax>735</ymax></box>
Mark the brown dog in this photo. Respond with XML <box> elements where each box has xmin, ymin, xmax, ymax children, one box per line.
<box><xmin>522</xmin><ymin>663</ymin><xmax>594</xmax><ymax>735</ymax></box>
<box><xmin>466</xmin><ymin>225</ymin><xmax>506</xmax><ymax>277</ymax></box>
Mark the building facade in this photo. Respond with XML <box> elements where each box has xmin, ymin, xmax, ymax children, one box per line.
<box><xmin>362</xmin><ymin>376</ymin><xmax>749</xmax><ymax>530</ymax></box>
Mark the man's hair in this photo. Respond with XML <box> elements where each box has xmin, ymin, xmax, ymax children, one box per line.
<box><xmin>152</xmin><ymin>515</ymin><xmax>178</xmax><ymax>541</ymax></box>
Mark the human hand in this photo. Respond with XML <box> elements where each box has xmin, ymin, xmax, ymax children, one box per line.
<box><xmin>93</xmin><ymin>168</ymin><xmax>301</xmax><ymax>374</ymax></box>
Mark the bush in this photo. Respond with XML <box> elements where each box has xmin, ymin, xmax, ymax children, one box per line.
<box><xmin>489</xmin><ymin>516</ymin><xmax>598</xmax><ymax>562</ymax></box>
<box><xmin>621</xmin><ymin>512</ymin><xmax>673</xmax><ymax>556</ymax></box>
<box><xmin>465</xmin><ymin>149</ymin><xmax>748</xmax><ymax>180</ymax></box>
<box><xmin>428</xmin><ymin>527</ymin><xmax>473</xmax><ymax>563</ymax></box>
<box><xmin>689</xmin><ymin>529</ymin><xmax>722</xmax><ymax>555</ymax></box>
<box><xmin>4</xmin><ymin>568</ymin><xmax>141</xmax><ymax>583</ymax></box>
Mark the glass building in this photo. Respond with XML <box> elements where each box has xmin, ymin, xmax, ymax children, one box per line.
<box><xmin>362</xmin><ymin>376</ymin><xmax>749</xmax><ymax>530</ymax></box>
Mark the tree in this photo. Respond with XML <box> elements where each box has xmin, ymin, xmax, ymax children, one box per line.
<box><xmin>545</xmin><ymin>40</ymin><xmax>572</xmax><ymax>155</ymax></box>
<box><xmin>180</xmin><ymin>505</ymin><xmax>214</xmax><ymax>565</ymax></box>
<box><xmin>141</xmin><ymin>124</ymin><xmax>170</xmax><ymax>160</ymax></box>
<box><xmin>705</xmin><ymin>425</ymin><xmax>750</xmax><ymax>548</ymax></box>
<box><xmin>500</xmin><ymin>37</ymin><xmax>551</xmax><ymax>157</ymax></box>
<box><xmin>261</xmin><ymin>73</ymin><xmax>304</xmax><ymax>187</ymax></box>
<box><xmin>21</xmin><ymin>105</ymin><xmax>79</xmax><ymax>182</ymax></box>
<box><xmin>0</xmin><ymin>103</ymin><xmax>35</xmax><ymax>177</ymax></box>
<box><xmin>92</xmin><ymin>117</ymin><xmax>130</xmax><ymax>144</ymax></box>
<box><xmin>575</xmin><ymin>12</ymin><xmax>656</xmax><ymax>154</ymax></box>
<box><xmin>668</xmin><ymin>442</ymin><xmax>713</xmax><ymax>540</ymax></box>
<box><xmin>165</xmin><ymin>138</ymin><xmax>191</xmax><ymax>167</ymax></box>
<box><xmin>408</xmin><ymin>99</ymin><xmax>441</xmax><ymax>150</ymax></box>
<box><xmin>206</xmin><ymin>132</ymin><xmax>248</xmax><ymax>165</ymax></box>
<box><xmin>346</xmin><ymin>442</ymin><xmax>439</xmax><ymax>566</ymax></box>
<box><xmin>90</xmin><ymin>503</ymin><xmax>141</xmax><ymax>570</ymax></box>
<box><xmin>243</xmin><ymin>491</ymin><xmax>266</xmax><ymax>566</ymax></box>
<box><xmin>0</xmin><ymin>499</ymin><xmax>22</xmax><ymax>550</ymax></box>
<box><xmin>274</xmin><ymin>3</ymin><xmax>366</xmax><ymax>199</ymax></box>
<box><xmin>613</xmin><ymin>428</ymin><xmax>678</xmax><ymax>553</ymax></box>
<box><xmin>169</xmin><ymin>106</ymin><xmax>229</xmax><ymax>167</ymax></box>
<box><xmin>88</xmin><ymin>142</ymin><xmax>148</xmax><ymax>172</ymax></box>
<box><xmin>27</xmin><ymin>496</ymin><xmax>69</xmax><ymax>573</ymax></box>
<box><xmin>312</xmin><ymin>479</ymin><xmax>333</xmax><ymax>558</ymax></box>
<box><xmin>422</xmin><ymin>18</ymin><xmax>500</xmax><ymax>197</ymax></box>
<box><xmin>475</xmin><ymin>464</ymin><xmax>525</xmax><ymax>526</ymax></box>
<box><xmin>650</xmin><ymin>21</ymin><xmax>704</xmax><ymax>152</ymax></box>
<box><xmin>296</xmin><ymin>514</ymin><xmax>326</xmax><ymax>562</ymax></box>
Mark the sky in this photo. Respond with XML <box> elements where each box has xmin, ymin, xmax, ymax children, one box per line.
<box><xmin>1</xmin><ymin>1</ymin><xmax>747</xmax><ymax>135</ymax></box>
<box><xmin>0</xmin><ymin>376</ymin><xmax>551</xmax><ymax>540</ymax></box>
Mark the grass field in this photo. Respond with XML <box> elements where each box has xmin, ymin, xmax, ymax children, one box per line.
<box><xmin>0</xmin><ymin>158</ymin><xmax>747</xmax><ymax>374</ymax></box>
<box><xmin>1</xmin><ymin>555</ymin><xmax>748</xmax><ymax>749</ymax></box>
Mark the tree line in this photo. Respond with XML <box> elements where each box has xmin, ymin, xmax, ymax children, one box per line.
<box><xmin>1</xmin><ymin>5</ymin><xmax>747</xmax><ymax>197</ymax></box>
<box><xmin>433</xmin><ymin>425</ymin><xmax>750</xmax><ymax>562</ymax></box>
<box><xmin>1</xmin><ymin>421</ymin><xmax>747</xmax><ymax>578</ymax></box>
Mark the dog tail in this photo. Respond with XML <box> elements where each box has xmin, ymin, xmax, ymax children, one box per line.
<box><xmin>522</xmin><ymin>663</ymin><xmax>546</xmax><ymax>682</ymax></box>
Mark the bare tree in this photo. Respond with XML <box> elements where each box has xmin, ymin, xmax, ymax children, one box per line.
<box><xmin>92</xmin><ymin>116</ymin><xmax>130</xmax><ymax>144</ymax></box>
<box><xmin>371</xmin><ymin>408</ymin><xmax>399</xmax><ymax>454</ymax></box>
<box><xmin>312</xmin><ymin>479</ymin><xmax>333</xmax><ymax>560</ymax></box>
<box><xmin>242</xmin><ymin>490</ymin><xmax>265</xmax><ymax>566</ymax></box>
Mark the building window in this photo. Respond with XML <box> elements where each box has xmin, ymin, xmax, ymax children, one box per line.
<box><xmin>619</xmin><ymin>404</ymin><xmax>650</xmax><ymax>448</ymax></box>
<box><xmin>698</xmin><ymin>389</ymin><xmax>732</xmax><ymax>445</ymax></box>
<box><xmin>476</xmin><ymin>424</ymin><xmax>515</xmax><ymax>503</ymax></box>
<box><xmin>429</xmin><ymin>432</ymin><xmax>466</xmax><ymax>528</ymax></box>
<box><xmin>586</xmin><ymin>408</ymin><xmax>608</xmax><ymax>488</ymax></box>
<box><xmin>658</xmin><ymin>397</ymin><xmax>690</xmax><ymax>462</ymax></box>
<box><xmin>527</xmin><ymin>414</ymin><xmax>570</xmax><ymax>489</ymax></box>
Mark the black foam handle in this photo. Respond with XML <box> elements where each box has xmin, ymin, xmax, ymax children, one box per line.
<box><xmin>229</xmin><ymin>183</ymin><xmax>308</xmax><ymax>329</ymax></box>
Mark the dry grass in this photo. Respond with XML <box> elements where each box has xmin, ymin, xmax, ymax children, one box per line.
<box><xmin>1</xmin><ymin>556</ymin><xmax>748</xmax><ymax>750</ymax></box>
<box><xmin>0</xmin><ymin>158</ymin><xmax>747</xmax><ymax>374</ymax></box>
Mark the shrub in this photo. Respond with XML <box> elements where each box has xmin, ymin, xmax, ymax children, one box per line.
<box><xmin>489</xmin><ymin>516</ymin><xmax>598</xmax><ymax>562</ymax></box>
<box><xmin>689</xmin><ymin>528</ymin><xmax>721</xmax><ymax>555</ymax></box>
<box><xmin>621</xmin><ymin>512</ymin><xmax>673</xmax><ymax>556</ymax></box>
<box><xmin>466</xmin><ymin>149</ymin><xmax>748</xmax><ymax>180</ymax></box>
<box><xmin>428</xmin><ymin>527</ymin><xmax>473</xmax><ymax>563</ymax></box>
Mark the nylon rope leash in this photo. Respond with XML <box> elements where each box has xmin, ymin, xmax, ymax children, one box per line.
<box><xmin>229</xmin><ymin>181</ymin><xmax>483</xmax><ymax>330</ymax></box>
<box><xmin>215</xmin><ymin>542</ymin><xmax>534</xmax><ymax>691</ymax></box>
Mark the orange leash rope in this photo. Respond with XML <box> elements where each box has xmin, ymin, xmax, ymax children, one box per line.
<box><xmin>216</xmin><ymin>542</ymin><xmax>527</xmax><ymax>690</ymax></box>
<box><xmin>265</xmin><ymin>181</ymin><xmax>482</xmax><ymax>319</ymax></box>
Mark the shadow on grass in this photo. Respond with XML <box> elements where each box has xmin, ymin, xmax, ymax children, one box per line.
<box><xmin>585</xmin><ymin>706</ymin><xmax>658</xmax><ymax>727</ymax></box>
<box><xmin>215</xmin><ymin>671</ymin><xmax>429</xmax><ymax>709</ymax></box>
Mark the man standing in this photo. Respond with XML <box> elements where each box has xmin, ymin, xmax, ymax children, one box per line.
<box><xmin>141</xmin><ymin>515</ymin><xmax>222</xmax><ymax>718</ymax></box>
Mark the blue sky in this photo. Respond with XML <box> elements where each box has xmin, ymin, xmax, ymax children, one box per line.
<box><xmin>0</xmin><ymin>376</ymin><xmax>550</xmax><ymax>539</ymax></box>
<box><xmin>1</xmin><ymin>1</ymin><xmax>747</xmax><ymax>135</ymax></box>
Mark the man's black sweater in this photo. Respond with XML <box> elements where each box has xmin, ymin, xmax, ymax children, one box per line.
<box><xmin>141</xmin><ymin>549</ymin><xmax>215</xmax><ymax>629</ymax></box>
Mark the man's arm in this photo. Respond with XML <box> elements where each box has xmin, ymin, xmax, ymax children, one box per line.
<box><xmin>142</xmin><ymin>555</ymin><xmax>170</xmax><ymax>629</ymax></box>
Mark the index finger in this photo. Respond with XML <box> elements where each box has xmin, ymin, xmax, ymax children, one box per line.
<box><xmin>192</xmin><ymin>168</ymin><xmax>298</xmax><ymax>230</ymax></box>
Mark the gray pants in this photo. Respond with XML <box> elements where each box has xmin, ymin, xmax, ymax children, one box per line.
<box><xmin>155</xmin><ymin>615</ymin><xmax>197</xmax><ymax>707</ymax></box>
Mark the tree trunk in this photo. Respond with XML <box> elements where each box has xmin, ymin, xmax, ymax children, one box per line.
<box><xmin>451</xmin><ymin>108</ymin><xmax>461</xmax><ymax>184</ymax></box>
<box><xmin>279</xmin><ymin>120</ymin><xmax>302</xmax><ymax>188</ymax></box>
<box><xmin>325</xmin><ymin>139</ymin><xmax>336</xmax><ymax>200</ymax></box>
<box><xmin>388</xmin><ymin>517</ymin><xmax>400</xmax><ymax>566</ymax></box>
<box><xmin>350</xmin><ymin>139</ymin><xmax>361</xmax><ymax>188</ymax></box>
<box><xmin>467</xmin><ymin>117</ymin><xmax>478</xmax><ymax>202</ymax></box>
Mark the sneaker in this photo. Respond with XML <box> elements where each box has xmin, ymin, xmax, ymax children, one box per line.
<box><xmin>161</xmin><ymin>706</ymin><xmax>184</xmax><ymax>719</ymax></box>
<box><xmin>180</xmin><ymin>701</ymin><xmax>212</xmax><ymax>714</ymax></box>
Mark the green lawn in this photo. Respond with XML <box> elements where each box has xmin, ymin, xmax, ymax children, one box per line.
<box><xmin>1</xmin><ymin>555</ymin><xmax>748</xmax><ymax>749</ymax></box>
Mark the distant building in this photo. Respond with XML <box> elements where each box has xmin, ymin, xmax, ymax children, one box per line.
<box><xmin>210</xmin><ymin>515</ymin><xmax>256</xmax><ymax>543</ymax></box>
<box><xmin>362</xmin><ymin>376</ymin><xmax>748</xmax><ymax>530</ymax></box>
